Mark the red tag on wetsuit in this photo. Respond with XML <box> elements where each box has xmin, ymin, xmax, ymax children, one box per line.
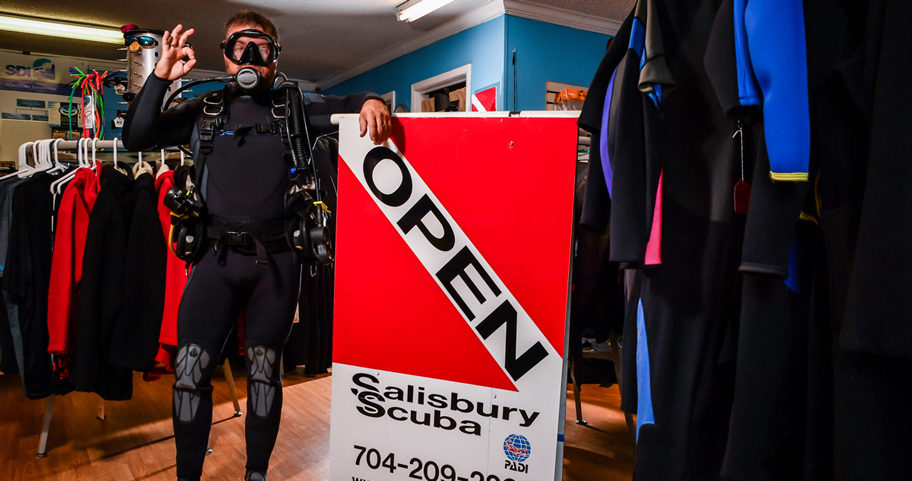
<box><xmin>734</xmin><ymin>179</ymin><xmax>751</xmax><ymax>215</ymax></box>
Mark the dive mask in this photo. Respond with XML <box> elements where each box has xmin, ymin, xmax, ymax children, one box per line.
<box><xmin>220</xmin><ymin>29</ymin><xmax>281</xmax><ymax>66</ymax></box>
<box><xmin>125</xmin><ymin>35</ymin><xmax>158</xmax><ymax>52</ymax></box>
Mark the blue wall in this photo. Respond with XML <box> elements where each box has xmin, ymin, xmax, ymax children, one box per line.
<box><xmin>324</xmin><ymin>17</ymin><xmax>505</xmax><ymax>111</ymax></box>
<box><xmin>504</xmin><ymin>16</ymin><xmax>612</xmax><ymax>111</ymax></box>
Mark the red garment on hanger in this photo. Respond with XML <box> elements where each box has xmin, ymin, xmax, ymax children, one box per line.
<box><xmin>47</xmin><ymin>163</ymin><xmax>101</xmax><ymax>354</ymax></box>
<box><xmin>150</xmin><ymin>170</ymin><xmax>184</xmax><ymax>373</ymax></box>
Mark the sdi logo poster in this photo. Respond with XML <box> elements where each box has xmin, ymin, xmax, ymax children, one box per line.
<box><xmin>331</xmin><ymin>113</ymin><xmax>579</xmax><ymax>481</ymax></box>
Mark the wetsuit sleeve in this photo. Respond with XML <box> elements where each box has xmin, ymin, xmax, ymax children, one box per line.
<box><xmin>303</xmin><ymin>92</ymin><xmax>383</xmax><ymax>137</ymax></box>
<box><xmin>744</xmin><ymin>0</ymin><xmax>811</xmax><ymax>181</ymax></box>
<box><xmin>705</xmin><ymin>0</ymin><xmax>759</xmax><ymax>118</ymax></box>
<box><xmin>739</xmin><ymin>121</ymin><xmax>809</xmax><ymax>279</ymax></box>
<box><xmin>122</xmin><ymin>74</ymin><xmax>201</xmax><ymax>151</ymax></box>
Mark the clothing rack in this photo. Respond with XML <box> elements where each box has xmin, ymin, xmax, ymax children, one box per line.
<box><xmin>54</xmin><ymin>139</ymin><xmax>124</xmax><ymax>151</ymax></box>
<box><xmin>12</xmin><ymin>138</ymin><xmax>187</xmax><ymax>170</ymax></box>
<box><xmin>9</xmin><ymin>139</ymin><xmax>238</xmax><ymax>458</ymax></box>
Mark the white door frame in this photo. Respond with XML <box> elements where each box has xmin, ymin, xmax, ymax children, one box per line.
<box><xmin>410</xmin><ymin>64</ymin><xmax>472</xmax><ymax>112</ymax></box>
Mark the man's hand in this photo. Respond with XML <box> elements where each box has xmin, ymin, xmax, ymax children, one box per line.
<box><xmin>153</xmin><ymin>24</ymin><xmax>197</xmax><ymax>81</ymax></box>
<box><xmin>359</xmin><ymin>99</ymin><xmax>392</xmax><ymax>145</ymax></box>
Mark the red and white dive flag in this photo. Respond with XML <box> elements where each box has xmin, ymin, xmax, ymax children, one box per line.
<box><xmin>471</xmin><ymin>86</ymin><xmax>497</xmax><ymax>112</ymax></box>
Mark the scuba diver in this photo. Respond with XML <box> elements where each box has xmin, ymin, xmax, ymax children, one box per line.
<box><xmin>122</xmin><ymin>11</ymin><xmax>391</xmax><ymax>481</ymax></box>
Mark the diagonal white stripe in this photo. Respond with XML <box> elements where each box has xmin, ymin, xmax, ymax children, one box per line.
<box><xmin>471</xmin><ymin>95</ymin><xmax>487</xmax><ymax>112</ymax></box>
<box><xmin>338</xmin><ymin>124</ymin><xmax>562</xmax><ymax>394</ymax></box>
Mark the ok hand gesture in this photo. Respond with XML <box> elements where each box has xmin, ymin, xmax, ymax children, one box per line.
<box><xmin>153</xmin><ymin>24</ymin><xmax>197</xmax><ymax>81</ymax></box>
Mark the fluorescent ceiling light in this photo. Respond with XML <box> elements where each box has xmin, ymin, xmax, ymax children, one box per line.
<box><xmin>0</xmin><ymin>14</ymin><xmax>123</xmax><ymax>44</ymax></box>
<box><xmin>396</xmin><ymin>0</ymin><xmax>457</xmax><ymax>22</ymax></box>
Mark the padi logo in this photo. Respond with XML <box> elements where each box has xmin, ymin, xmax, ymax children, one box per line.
<box><xmin>350</xmin><ymin>373</ymin><xmax>540</xmax><ymax>438</ymax></box>
<box><xmin>5</xmin><ymin>58</ymin><xmax>55</xmax><ymax>80</ymax></box>
<box><xmin>504</xmin><ymin>434</ymin><xmax>530</xmax><ymax>473</ymax></box>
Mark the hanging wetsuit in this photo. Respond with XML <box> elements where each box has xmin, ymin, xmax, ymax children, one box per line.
<box><xmin>123</xmin><ymin>73</ymin><xmax>379</xmax><ymax>480</ymax></box>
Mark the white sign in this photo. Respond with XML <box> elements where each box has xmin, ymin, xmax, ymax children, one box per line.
<box><xmin>330</xmin><ymin>113</ymin><xmax>580</xmax><ymax>481</ymax></box>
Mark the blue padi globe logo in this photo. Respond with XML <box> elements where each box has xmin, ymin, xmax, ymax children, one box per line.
<box><xmin>503</xmin><ymin>434</ymin><xmax>531</xmax><ymax>463</ymax></box>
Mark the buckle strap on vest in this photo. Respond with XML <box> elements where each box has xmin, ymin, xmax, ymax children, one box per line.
<box><xmin>206</xmin><ymin>215</ymin><xmax>288</xmax><ymax>268</ymax></box>
<box><xmin>198</xmin><ymin>86</ymin><xmax>229</xmax><ymax>156</ymax></box>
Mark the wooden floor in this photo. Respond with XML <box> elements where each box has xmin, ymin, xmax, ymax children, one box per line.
<box><xmin>0</xmin><ymin>368</ymin><xmax>633</xmax><ymax>481</ymax></box>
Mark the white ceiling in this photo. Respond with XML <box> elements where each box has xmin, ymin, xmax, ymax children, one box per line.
<box><xmin>0</xmin><ymin>0</ymin><xmax>633</xmax><ymax>87</ymax></box>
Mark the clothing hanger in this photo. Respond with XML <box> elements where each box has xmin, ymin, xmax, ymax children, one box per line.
<box><xmin>77</xmin><ymin>138</ymin><xmax>88</xmax><ymax>170</ymax></box>
<box><xmin>111</xmin><ymin>136</ymin><xmax>128</xmax><ymax>175</ymax></box>
<box><xmin>156</xmin><ymin>149</ymin><xmax>171</xmax><ymax>178</ymax></box>
<box><xmin>134</xmin><ymin>150</ymin><xmax>154</xmax><ymax>177</ymax></box>
<box><xmin>88</xmin><ymin>137</ymin><xmax>97</xmax><ymax>172</ymax></box>
<box><xmin>47</xmin><ymin>139</ymin><xmax>68</xmax><ymax>174</ymax></box>
<box><xmin>36</xmin><ymin>140</ymin><xmax>46</xmax><ymax>169</ymax></box>
<box><xmin>26</xmin><ymin>140</ymin><xmax>44</xmax><ymax>175</ymax></box>
<box><xmin>31</xmin><ymin>142</ymin><xmax>41</xmax><ymax>169</ymax></box>
<box><xmin>81</xmin><ymin>138</ymin><xmax>89</xmax><ymax>169</ymax></box>
<box><xmin>50</xmin><ymin>139</ymin><xmax>78</xmax><ymax>195</ymax></box>
<box><xmin>50</xmin><ymin>139</ymin><xmax>72</xmax><ymax>199</ymax></box>
<box><xmin>16</xmin><ymin>142</ymin><xmax>38</xmax><ymax>178</ymax></box>
<box><xmin>111</xmin><ymin>136</ymin><xmax>118</xmax><ymax>170</ymax></box>
<box><xmin>4</xmin><ymin>142</ymin><xmax>33</xmax><ymax>181</ymax></box>
<box><xmin>75</xmin><ymin>138</ymin><xmax>84</xmax><ymax>168</ymax></box>
<box><xmin>32</xmin><ymin>141</ymin><xmax>49</xmax><ymax>172</ymax></box>
<box><xmin>133</xmin><ymin>151</ymin><xmax>143</xmax><ymax>177</ymax></box>
<box><xmin>39</xmin><ymin>140</ymin><xmax>54</xmax><ymax>170</ymax></box>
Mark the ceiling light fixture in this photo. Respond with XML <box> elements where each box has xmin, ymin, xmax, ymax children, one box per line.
<box><xmin>396</xmin><ymin>0</ymin><xmax>457</xmax><ymax>22</ymax></box>
<box><xmin>0</xmin><ymin>14</ymin><xmax>123</xmax><ymax>44</ymax></box>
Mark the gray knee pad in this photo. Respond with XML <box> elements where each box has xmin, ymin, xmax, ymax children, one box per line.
<box><xmin>245</xmin><ymin>469</ymin><xmax>267</xmax><ymax>481</ymax></box>
<box><xmin>173</xmin><ymin>343</ymin><xmax>212</xmax><ymax>423</ymax></box>
<box><xmin>247</xmin><ymin>346</ymin><xmax>278</xmax><ymax>418</ymax></box>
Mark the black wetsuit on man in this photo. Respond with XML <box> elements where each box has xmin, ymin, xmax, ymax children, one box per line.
<box><xmin>124</xmin><ymin>73</ymin><xmax>378</xmax><ymax>480</ymax></box>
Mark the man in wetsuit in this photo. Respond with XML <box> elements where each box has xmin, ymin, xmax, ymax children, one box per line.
<box><xmin>123</xmin><ymin>11</ymin><xmax>390</xmax><ymax>481</ymax></box>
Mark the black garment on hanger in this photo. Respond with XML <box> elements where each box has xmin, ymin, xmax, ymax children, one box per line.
<box><xmin>810</xmin><ymin>1</ymin><xmax>912</xmax><ymax>478</ymax></box>
<box><xmin>0</xmin><ymin>177</ymin><xmax>24</xmax><ymax>375</ymax></box>
<box><xmin>107</xmin><ymin>172</ymin><xmax>167</xmax><ymax>371</ymax></box>
<box><xmin>578</xmin><ymin>15</ymin><xmax>632</xmax><ymax>231</ymax></box>
<box><xmin>76</xmin><ymin>166</ymin><xmax>135</xmax><ymax>401</ymax></box>
<box><xmin>5</xmin><ymin>172</ymin><xmax>57</xmax><ymax>399</ymax></box>
<box><xmin>0</xmin><ymin>293</ymin><xmax>12</xmax><ymax>374</ymax></box>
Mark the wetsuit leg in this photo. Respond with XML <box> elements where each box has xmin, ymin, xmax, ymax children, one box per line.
<box><xmin>173</xmin><ymin>252</ymin><xmax>244</xmax><ymax>480</ymax></box>
<box><xmin>242</xmin><ymin>250</ymin><xmax>299</xmax><ymax>475</ymax></box>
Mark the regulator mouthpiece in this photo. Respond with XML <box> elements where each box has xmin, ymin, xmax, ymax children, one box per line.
<box><xmin>235</xmin><ymin>67</ymin><xmax>262</xmax><ymax>91</ymax></box>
